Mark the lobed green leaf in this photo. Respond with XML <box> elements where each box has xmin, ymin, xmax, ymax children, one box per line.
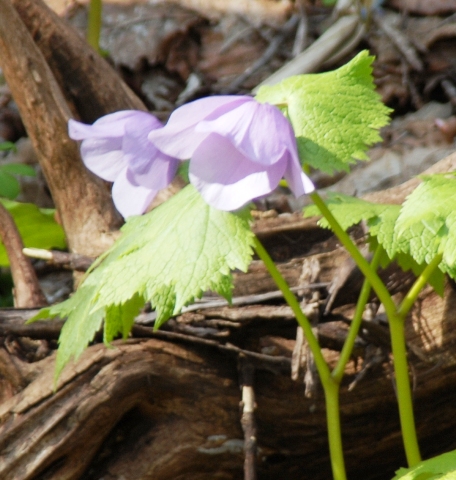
<box><xmin>392</xmin><ymin>449</ymin><xmax>456</xmax><ymax>479</ymax></box>
<box><xmin>31</xmin><ymin>185</ymin><xmax>255</xmax><ymax>378</ymax></box>
<box><xmin>255</xmin><ymin>50</ymin><xmax>392</xmax><ymax>173</ymax></box>
<box><xmin>304</xmin><ymin>192</ymin><xmax>400</xmax><ymax>255</ymax></box>
<box><xmin>304</xmin><ymin>193</ymin><xmax>444</xmax><ymax>295</ymax></box>
<box><xmin>392</xmin><ymin>174</ymin><xmax>456</xmax><ymax>278</ymax></box>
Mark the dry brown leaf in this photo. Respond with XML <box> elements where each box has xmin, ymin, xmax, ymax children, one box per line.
<box><xmin>45</xmin><ymin>0</ymin><xmax>292</xmax><ymax>26</ymax></box>
<box><xmin>387</xmin><ymin>0</ymin><xmax>456</xmax><ymax>16</ymax></box>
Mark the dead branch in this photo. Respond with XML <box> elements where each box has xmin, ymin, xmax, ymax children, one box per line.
<box><xmin>0</xmin><ymin>203</ymin><xmax>47</xmax><ymax>307</ymax></box>
<box><xmin>23</xmin><ymin>247</ymin><xmax>94</xmax><ymax>272</ymax></box>
<box><xmin>239</xmin><ymin>358</ymin><xmax>258</xmax><ymax>480</ymax></box>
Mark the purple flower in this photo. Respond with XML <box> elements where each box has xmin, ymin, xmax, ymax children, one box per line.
<box><xmin>148</xmin><ymin>96</ymin><xmax>314</xmax><ymax>211</ymax></box>
<box><xmin>69</xmin><ymin>111</ymin><xmax>179</xmax><ymax>218</ymax></box>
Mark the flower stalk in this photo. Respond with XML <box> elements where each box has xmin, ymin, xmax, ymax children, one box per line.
<box><xmin>310</xmin><ymin>191</ymin><xmax>423</xmax><ymax>467</ymax></box>
<box><xmin>253</xmin><ymin>235</ymin><xmax>347</xmax><ymax>480</ymax></box>
<box><xmin>87</xmin><ymin>0</ymin><xmax>102</xmax><ymax>53</ymax></box>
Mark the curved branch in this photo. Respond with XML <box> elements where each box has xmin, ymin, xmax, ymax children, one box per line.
<box><xmin>0</xmin><ymin>203</ymin><xmax>47</xmax><ymax>307</ymax></box>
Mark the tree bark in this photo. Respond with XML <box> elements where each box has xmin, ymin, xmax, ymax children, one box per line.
<box><xmin>0</xmin><ymin>0</ymin><xmax>122</xmax><ymax>257</ymax></box>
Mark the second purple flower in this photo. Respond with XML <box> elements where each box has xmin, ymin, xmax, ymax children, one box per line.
<box><xmin>69</xmin><ymin>110</ymin><xmax>179</xmax><ymax>218</ymax></box>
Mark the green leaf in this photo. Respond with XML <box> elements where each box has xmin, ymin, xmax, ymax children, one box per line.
<box><xmin>0</xmin><ymin>163</ymin><xmax>36</xmax><ymax>177</ymax></box>
<box><xmin>392</xmin><ymin>450</ymin><xmax>456</xmax><ymax>479</ymax></box>
<box><xmin>0</xmin><ymin>141</ymin><xmax>17</xmax><ymax>152</ymax></box>
<box><xmin>255</xmin><ymin>50</ymin><xmax>392</xmax><ymax>173</ymax></box>
<box><xmin>396</xmin><ymin>251</ymin><xmax>445</xmax><ymax>296</ymax></box>
<box><xmin>177</xmin><ymin>160</ymin><xmax>190</xmax><ymax>184</ymax></box>
<box><xmin>0</xmin><ymin>171</ymin><xmax>20</xmax><ymax>199</ymax></box>
<box><xmin>103</xmin><ymin>293</ymin><xmax>144</xmax><ymax>343</ymax></box>
<box><xmin>304</xmin><ymin>193</ymin><xmax>444</xmax><ymax>295</ymax></box>
<box><xmin>304</xmin><ymin>192</ymin><xmax>400</xmax><ymax>255</ymax></box>
<box><xmin>31</xmin><ymin>185</ymin><xmax>255</xmax><ymax>377</ymax></box>
<box><xmin>0</xmin><ymin>200</ymin><xmax>66</xmax><ymax>266</ymax></box>
<box><xmin>32</xmin><ymin>284</ymin><xmax>105</xmax><ymax>380</ymax></box>
<box><xmin>0</xmin><ymin>164</ymin><xmax>36</xmax><ymax>199</ymax></box>
<box><xmin>392</xmin><ymin>175</ymin><xmax>456</xmax><ymax>278</ymax></box>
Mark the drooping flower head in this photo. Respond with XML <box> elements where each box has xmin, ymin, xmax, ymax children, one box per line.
<box><xmin>148</xmin><ymin>96</ymin><xmax>314</xmax><ymax>211</ymax></box>
<box><xmin>69</xmin><ymin>110</ymin><xmax>179</xmax><ymax>218</ymax></box>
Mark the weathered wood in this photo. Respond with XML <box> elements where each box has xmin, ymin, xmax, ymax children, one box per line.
<box><xmin>1</xmin><ymin>292</ymin><xmax>456</xmax><ymax>480</ymax></box>
<box><xmin>0</xmin><ymin>0</ymin><xmax>121</xmax><ymax>258</ymax></box>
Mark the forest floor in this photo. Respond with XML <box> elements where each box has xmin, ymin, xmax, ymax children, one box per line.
<box><xmin>1</xmin><ymin>1</ymin><xmax>456</xmax><ymax>479</ymax></box>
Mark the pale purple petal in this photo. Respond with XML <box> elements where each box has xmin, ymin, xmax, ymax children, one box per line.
<box><xmin>189</xmin><ymin>134</ymin><xmax>285</xmax><ymax>211</ymax></box>
<box><xmin>148</xmin><ymin>96</ymin><xmax>251</xmax><ymax>159</ymax></box>
<box><xmin>283</xmin><ymin>154</ymin><xmax>315</xmax><ymax>197</ymax></box>
<box><xmin>123</xmin><ymin>113</ymin><xmax>167</xmax><ymax>184</ymax></box>
<box><xmin>70</xmin><ymin>111</ymin><xmax>160</xmax><ymax>182</ymax></box>
<box><xmin>112</xmin><ymin>169</ymin><xmax>157</xmax><ymax>218</ymax></box>
<box><xmin>69</xmin><ymin>111</ymin><xmax>146</xmax><ymax>140</ymax></box>
<box><xmin>80</xmin><ymin>137</ymin><xmax>125</xmax><ymax>181</ymax></box>
<box><xmin>130</xmin><ymin>154</ymin><xmax>179</xmax><ymax>191</ymax></box>
<box><xmin>196</xmin><ymin>101</ymin><xmax>293</xmax><ymax>166</ymax></box>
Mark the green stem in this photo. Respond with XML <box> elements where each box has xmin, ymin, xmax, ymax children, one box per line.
<box><xmin>389</xmin><ymin>314</ymin><xmax>421</xmax><ymax>466</ymax></box>
<box><xmin>253</xmin><ymin>236</ymin><xmax>329</xmax><ymax>381</ymax></box>
<box><xmin>397</xmin><ymin>253</ymin><xmax>443</xmax><ymax>319</ymax></box>
<box><xmin>310</xmin><ymin>191</ymin><xmax>422</xmax><ymax>466</ymax></box>
<box><xmin>254</xmin><ymin>236</ymin><xmax>346</xmax><ymax>480</ymax></box>
<box><xmin>387</xmin><ymin>255</ymin><xmax>442</xmax><ymax>467</ymax></box>
<box><xmin>309</xmin><ymin>192</ymin><xmax>396</xmax><ymax>317</ymax></box>
<box><xmin>87</xmin><ymin>0</ymin><xmax>102</xmax><ymax>53</ymax></box>
<box><xmin>324</xmin><ymin>381</ymin><xmax>346</xmax><ymax>480</ymax></box>
<box><xmin>332</xmin><ymin>243</ymin><xmax>383</xmax><ymax>383</ymax></box>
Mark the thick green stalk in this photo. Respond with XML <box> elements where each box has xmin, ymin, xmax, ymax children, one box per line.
<box><xmin>87</xmin><ymin>0</ymin><xmax>102</xmax><ymax>53</ymax></box>
<box><xmin>253</xmin><ymin>236</ymin><xmax>329</xmax><ymax>381</ymax></box>
<box><xmin>253</xmin><ymin>236</ymin><xmax>346</xmax><ymax>480</ymax></box>
<box><xmin>309</xmin><ymin>192</ymin><xmax>396</xmax><ymax>316</ymax></box>
<box><xmin>388</xmin><ymin>313</ymin><xmax>421</xmax><ymax>466</ymax></box>
<box><xmin>387</xmin><ymin>254</ymin><xmax>442</xmax><ymax>466</ymax></box>
<box><xmin>332</xmin><ymin>244</ymin><xmax>383</xmax><ymax>383</ymax></box>
<box><xmin>324</xmin><ymin>380</ymin><xmax>345</xmax><ymax>480</ymax></box>
<box><xmin>310</xmin><ymin>191</ymin><xmax>422</xmax><ymax>466</ymax></box>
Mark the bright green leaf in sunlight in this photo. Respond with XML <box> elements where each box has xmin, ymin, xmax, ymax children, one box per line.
<box><xmin>393</xmin><ymin>174</ymin><xmax>456</xmax><ymax>278</ymax></box>
<box><xmin>31</xmin><ymin>185</ymin><xmax>255</xmax><ymax>379</ymax></box>
<box><xmin>304</xmin><ymin>193</ymin><xmax>444</xmax><ymax>295</ymax></box>
<box><xmin>255</xmin><ymin>50</ymin><xmax>392</xmax><ymax>173</ymax></box>
<box><xmin>304</xmin><ymin>192</ymin><xmax>401</xmax><ymax>255</ymax></box>
<box><xmin>392</xmin><ymin>449</ymin><xmax>456</xmax><ymax>479</ymax></box>
<box><xmin>0</xmin><ymin>200</ymin><xmax>66</xmax><ymax>266</ymax></box>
